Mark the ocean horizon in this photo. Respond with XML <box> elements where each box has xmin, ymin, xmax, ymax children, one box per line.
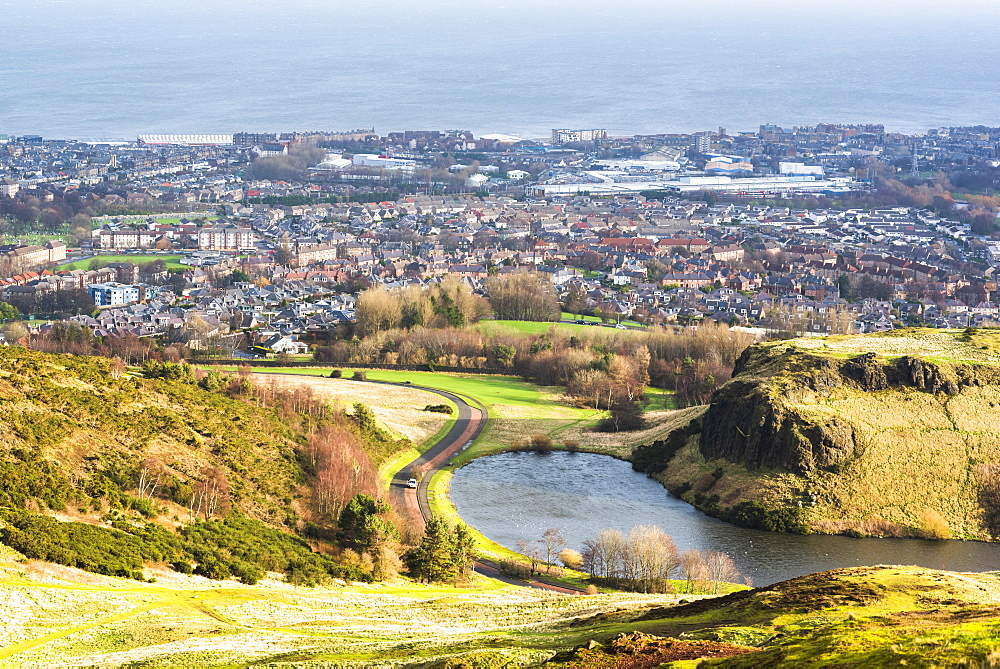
<box><xmin>3</xmin><ymin>0</ymin><xmax>999</xmax><ymax>140</ymax></box>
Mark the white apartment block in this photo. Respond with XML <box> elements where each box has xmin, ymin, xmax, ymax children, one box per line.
<box><xmin>197</xmin><ymin>226</ymin><xmax>257</xmax><ymax>250</ymax></box>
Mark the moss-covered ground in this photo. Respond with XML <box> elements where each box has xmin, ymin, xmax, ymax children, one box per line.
<box><xmin>785</xmin><ymin>326</ymin><xmax>1000</xmax><ymax>364</ymax></box>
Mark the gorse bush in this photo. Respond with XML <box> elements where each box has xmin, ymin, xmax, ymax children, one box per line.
<box><xmin>0</xmin><ymin>507</ymin><xmax>370</xmax><ymax>585</ymax></box>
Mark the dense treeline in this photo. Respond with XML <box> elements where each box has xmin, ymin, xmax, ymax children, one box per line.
<box><xmin>316</xmin><ymin>322</ymin><xmax>755</xmax><ymax>423</ymax></box>
<box><xmin>352</xmin><ymin>277</ymin><xmax>491</xmax><ymax>337</ymax></box>
<box><xmin>350</xmin><ymin>273</ymin><xmax>563</xmax><ymax>340</ymax></box>
<box><xmin>484</xmin><ymin>273</ymin><xmax>561</xmax><ymax>322</ymax></box>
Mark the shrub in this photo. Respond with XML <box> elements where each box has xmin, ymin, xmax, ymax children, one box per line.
<box><xmin>230</xmin><ymin>560</ymin><xmax>266</xmax><ymax>585</ymax></box>
<box><xmin>171</xmin><ymin>560</ymin><xmax>194</xmax><ymax>574</ymax></box>
<box><xmin>498</xmin><ymin>559</ymin><xmax>532</xmax><ymax>579</ymax></box>
<box><xmin>125</xmin><ymin>495</ymin><xmax>157</xmax><ymax>519</ymax></box>
<box><xmin>423</xmin><ymin>404</ymin><xmax>453</xmax><ymax>415</ymax></box>
<box><xmin>585</xmin><ymin>584</ymin><xmax>599</xmax><ymax>595</ymax></box>
<box><xmin>329</xmin><ymin>368</ymin><xmax>342</xmax><ymax>378</ymax></box>
<box><xmin>559</xmin><ymin>548</ymin><xmax>583</xmax><ymax>570</ymax></box>
<box><xmin>917</xmin><ymin>508</ymin><xmax>950</xmax><ymax>540</ymax></box>
<box><xmin>720</xmin><ymin>501</ymin><xmax>811</xmax><ymax>534</ymax></box>
<box><xmin>352</xmin><ymin>370</ymin><xmax>367</xmax><ymax>381</ymax></box>
<box><xmin>529</xmin><ymin>434</ymin><xmax>553</xmax><ymax>450</ymax></box>
<box><xmin>563</xmin><ymin>440</ymin><xmax>580</xmax><ymax>452</ymax></box>
<box><xmin>194</xmin><ymin>556</ymin><xmax>231</xmax><ymax>580</ymax></box>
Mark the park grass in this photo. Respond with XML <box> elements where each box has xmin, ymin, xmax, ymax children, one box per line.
<box><xmin>478</xmin><ymin>318</ymin><xmax>645</xmax><ymax>337</ymax></box>
<box><xmin>479</xmin><ymin>319</ymin><xmax>593</xmax><ymax>336</ymax></box>
<box><xmin>57</xmin><ymin>254</ymin><xmax>186</xmax><ymax>270</ymax></box>
<box><xmin>561</xmin><ymin>311</ymin><xmax>645</xmax><ymax>327</ymax></box>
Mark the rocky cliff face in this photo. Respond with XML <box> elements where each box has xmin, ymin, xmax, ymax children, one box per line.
<box><xmin>699</xmin><ymin>345</ymin><xmax>1000</xmax><ymax>474</ymax></box>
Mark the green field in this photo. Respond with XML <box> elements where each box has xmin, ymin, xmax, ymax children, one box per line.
<box><xmin>233</xmin><ymin>367</ymin><xmax>564</xmax><ymax>411</ymax></box>
<box><xmin>479</xmin><ymin>319</ymin><xmax>645</xmax><ymax>336</ymax></box>
<box><xmin>58</xmin><ymin>254</ymin><xmax>186</xmax><ymax>270</ymax></box>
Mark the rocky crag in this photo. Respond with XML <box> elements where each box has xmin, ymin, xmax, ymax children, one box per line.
<box><xmin>634</xmin><ymin>329</ymin><xmax>1000</xmax><ymax>540</ymax></box>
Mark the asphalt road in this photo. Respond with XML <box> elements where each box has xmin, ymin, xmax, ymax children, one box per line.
<box><xmin>379</xmin><ymin>381</ymin><xmax>487</xmax><ymax>523</ymax></box>
<box><xmin>378</xmin><ymin>380</ymin><xmax>581</xmax><ymax>595</ymax></box>
<box><xmin>252</xmin><ymin>372</ymin><xmax>579</xmax><ymax>594</ymax></box>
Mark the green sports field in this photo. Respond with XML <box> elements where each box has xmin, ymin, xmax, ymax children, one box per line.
<box><xmin>58</xmin><ymin>254</ymin><xmax>186</xmax><ymax>270</ymax></box>
<box><xmin>478</xmin><ymin>319</ymin><xmax>645</xmax><ymax>336</ymax></box>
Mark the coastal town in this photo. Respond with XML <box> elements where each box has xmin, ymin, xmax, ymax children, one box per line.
<box><xmin>2</xmin><ymin>122</ymin><xmax>1000</xmax><ymax>355</ymax></box>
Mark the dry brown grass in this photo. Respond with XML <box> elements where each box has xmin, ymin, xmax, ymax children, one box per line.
<box><xmin>917</xmin><ymin>508</ymin><xmax>952</xmax><ymax>539</ymax></box>
<box><xmin>788</xmin><ymin>327</ymin><xmax>1000</xmax><ymax>364</ymax></box>
<box><xmin>254</xmin><ymin>374</ymin><xmax>450</xmax><ymax>446</ymax></box>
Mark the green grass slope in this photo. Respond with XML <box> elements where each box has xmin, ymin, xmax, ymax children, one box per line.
<box><xmin>642</xmin><ymin>328</ymin><xmax>1000</xmax><ymax>540</ymax></box>
<box><xmin>2</xmin><ymin>555</ymin><xmax>997</xmax><ymax>667</ymax></box>
<box><xmin>549</xmin><ymin>565</ymin><xmax>1000</xmax><ymax>667</ymax></box>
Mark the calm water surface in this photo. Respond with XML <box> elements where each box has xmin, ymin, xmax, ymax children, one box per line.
<box><xmin>450</xmin><ymin>451</ymin><xmax>1000</xmax><ymax>586</ymax></box>
<box><xmin>3</xmin><ymin>0</ymin><xmax>1000</xmax><ymax>138</ymax></box>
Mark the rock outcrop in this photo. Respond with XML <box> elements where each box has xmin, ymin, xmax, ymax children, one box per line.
<box><xmin>698</xmin><ymin>344</ymin><xmax>1000</xmax><ymax>474</ymax></box>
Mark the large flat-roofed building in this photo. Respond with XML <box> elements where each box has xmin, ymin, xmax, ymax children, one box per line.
<box><xmin>97</xmin><ymin>229</ymin><xmax>163</xmax><ymax>249</ymax></box>
<box><xmin>137</xmin><ymin>134</ymin><xmax>235</xmax><ymax>146</ymax></box>
<box><xmin>530</xmin><ymin>174</ymin><xmax>858</xmax><ymax>197</ymax></box>
<box><xmin>2</xmin><ymin>241</ymin><xmax>66</xmax><ymax>272</ymax></box>
<box><xmin>88</xmin><ymin>282</ymin><xmax>141</xmax><ymax>307</ymax></box>
<box><xmin>552</xmin><ymin>129</ymin><xmax>607</xmax><ymax>144</ymax></box>
<box><xmin>780</xmin><ymin>162</ymin><xmax>825</xmax><ymax>176</ymax></box>
<box><xmin>351</xmin><ymin>154</ymin><xmax>416</xmax><ymax>170</ymax></box>
<box><xmin>197</xmin><ymin>226</ymin><xmax>257</xmax><ymax>250</ymax></box>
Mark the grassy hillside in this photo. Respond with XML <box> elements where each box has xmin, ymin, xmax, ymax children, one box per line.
<box><xmin>550</xmin><ymin>565</ymin><xmax>1000</xmax><ymax>667</ymax></box>
<box><xmin>638</xmin><ymin>328</ymin><xmax>1000</xmax><ymax>540</ymax></box>
<box><xmin>0</xmin><ymin>347</ymin><xmax>411</xmax><ymax>583</ymax></box>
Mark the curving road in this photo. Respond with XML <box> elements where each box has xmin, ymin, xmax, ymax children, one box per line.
<box><xmin>376</xmin><ymin>380</ymin><xmax>580</xmax><ymax>595</ymax></box>
<box><xmin>377</xmin><ymin>381</ymin><xmax>488</xmax><ymax>528</ymax></box>
<box><xmin>254</xmin><ymin>372</ymin><xmax>579</xmax><ymax>594</ymax></box>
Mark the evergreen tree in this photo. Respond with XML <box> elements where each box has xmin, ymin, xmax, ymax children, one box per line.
<box><xmin>353</xmin><ymin>402</ymin><xmax>378</xmax><ymax>433</ymax></box>
<box><xmin>451</xmin><ymin>522</ymin><xmax>476</xmax><ymax>580</ymax></box>
<box><xmin>338</xmin><ymin>494</ymin><xmax>397</xmax><ymax>551</ymax></box>
<box><xmin>406</xmin><ymin>517</ymin><xmax>456</xmax><ymax>583</ymax></box>
<box><xmin>405</xmin><ymin>518</ymin><xmax>478</xmax><ymax>583</ymax></box>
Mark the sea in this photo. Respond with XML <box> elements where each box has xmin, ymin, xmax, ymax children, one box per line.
<box><xmin>2</xmin><ymin>0</ymin><xmax>1000</xmax><ymax>141</ymax></box>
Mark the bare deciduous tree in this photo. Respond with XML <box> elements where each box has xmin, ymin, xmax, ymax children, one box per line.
<box><xmin>540</xmin><ymin>527</ymin><xmax>566</xmax><ymax>573</ymax></box>
<box><xmin>702</xmin><ymin>550</ymin><xmax>740</xmax><ymax>594</ymax></box>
